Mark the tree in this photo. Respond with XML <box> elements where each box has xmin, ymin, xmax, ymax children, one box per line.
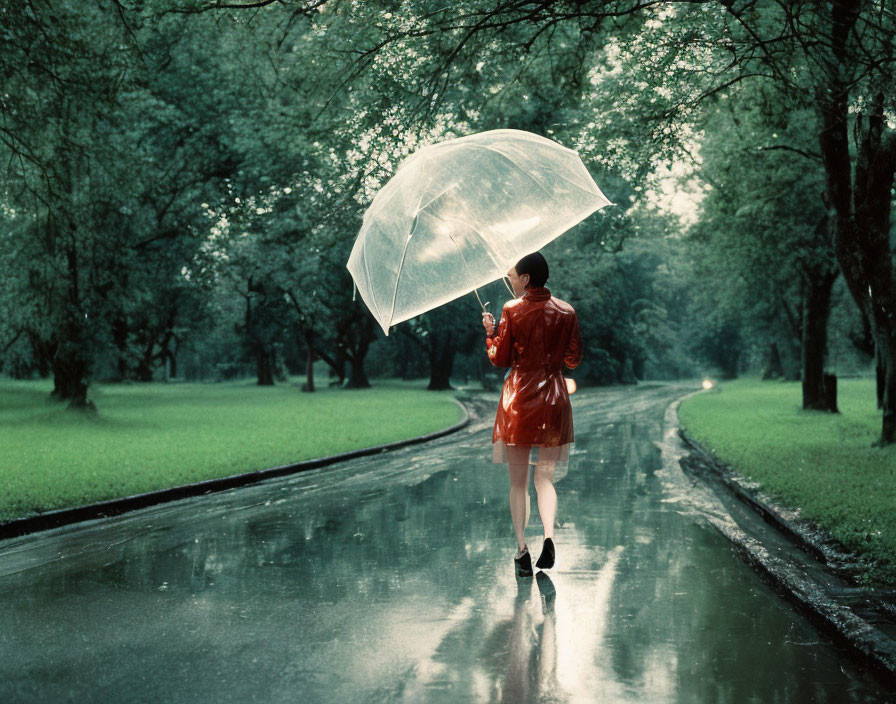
<box><xmin>692</xmin><ymin>86</ymin><xmax>841</xmax><ymax>407</ymax></box>
<box><xmin>0</xmin><ymin>2</ymin><xmax>247</xmax><ymax>406</ymax></box>
<box><xmin>813</xmin><ymin>1</ymin><xmax>896</xmax><ymax>442</ymax></box>
<box><xmin>580</xmin><ymin>1</ymin><xmax>896</xmax><ymax>437</ymax></box>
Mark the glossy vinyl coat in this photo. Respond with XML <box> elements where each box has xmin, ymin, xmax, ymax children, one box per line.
<box><xmin>485</xmin><ymin>286</ymin><xmax>583</xmax><ymax>450</ymax></box>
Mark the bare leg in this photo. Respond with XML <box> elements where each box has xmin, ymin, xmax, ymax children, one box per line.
<box><xmin>506</xmin><ymin>445</ymin><xmax>531</xmax><ymax>551</ymax></box>
<box><xmin>533</xmin><ymin>459</ymin><xmax>557</xmax><ymax>540</ymax></box>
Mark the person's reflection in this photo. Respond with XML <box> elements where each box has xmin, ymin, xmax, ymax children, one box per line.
<box><xmin>500</xmin><ymin>572</ymin><xmax>561</xmax><ymax>703</ymax></box>
<box><xmin>535</xmin><ymin>571</ymin><xmax>559</xmax><ymax>698</ymax></box>
<box><xmin>502</xmin><ymin>577</ymin><xmax>533</xmax><ymax>703</ymax></box>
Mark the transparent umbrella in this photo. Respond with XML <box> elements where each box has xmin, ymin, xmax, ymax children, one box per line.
<box><xmin>346</xmin><ymin>129</ymin><xmax>613</xmax><ymax>335</ymax></box>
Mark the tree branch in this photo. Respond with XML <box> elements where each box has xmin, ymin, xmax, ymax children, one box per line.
<box><xmin>754</xmin><ymin>144</ymin><xmax>822</xmax><ymax>161</ymax></box>
<box><xmin>167</xmin><ymin>0</ymin><xmax>283</xmax><ymax>14</ymax></box>
<box><xmin>1</xmin><ymin>330</ymin><xmax>23</xmax><ymax>355</ymax></box>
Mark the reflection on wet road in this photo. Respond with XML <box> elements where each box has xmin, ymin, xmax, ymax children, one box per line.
<box><xmin>0</xmin><ymin>383</ymin><xmax>890</xmax><ymax>702</ymax></box>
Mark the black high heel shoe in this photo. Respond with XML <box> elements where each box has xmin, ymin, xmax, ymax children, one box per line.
<box><xmin>514</xmin><ymin>546</ymin><xmax>533</xmax><ymax>577</ymax></box>
<box><xmin>535</xmin><ymin>537</ymin><xmax>555</xmax><ymax>569</ymax></box>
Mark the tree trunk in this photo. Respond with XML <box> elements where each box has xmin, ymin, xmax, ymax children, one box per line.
<box><xmin>315</xmin><ymin>345</ymin><xmax>346</xmax><ymax>386</ymax></box>
<box><xmin>26</xmin><ymin>331</ymin><xmax>55</xmax><ymax>378</ymax></box>
<box><xmin>428</xmin><ymin>334</ymin><xmax>455</xmax><ymax>390</ymax></box>
<box><xmin>51</xmin><ymin>356</ymin><xmax>65</xmax><ymax>398</ymax></box>
<box><xmin>720</xmin><ymin>355</ymin><xmax>739</xmax><ymax>380</ymax></box>
<box><xmin>169</xmin><ymin>351</ymin><xmax>177</xmax><ymax>379</ymax></box>
<box><xmin>631</xmin><ymin>355</ymin><xmax>645</xmax><ymax>380</ymax></box>
<box><xmin>135</xmin><ymin>338</ymin><xmax>155</xmax><ymax>382</ymax></box>
<box><xmin>307</xmin><ymin>331</ymin><xmax>346</xmax><ymax>387</ymax></box>
<box><xmin>52</xmin><ymin>245</ymin><xmax>93</xmax><ymax>410</ymax></box>
<box><xmin>158</xmin><ymin>318</ymin><xmax>177</xmax><ymax>381</ymax></box>
<box><xmin>52</xmin><ymin>341</ymin><xmax>92</xmax><ymax>409</ymax></box>
<box><xmin>330</xmin><ymin>347</ymin><xmax>347</xmax><ymax>385</ymax></box>
<box><xmin>245</xmin><ymin>279</ymin><xmax>274</xmax><ymax>386</ymax></box>
<box><xmin>822</xmin><ymin>373</ymin><xmax>839</xmax><ymax>414</ymax></box>
<box><xmin>882</xmin><ymin>334</ymin><xmax>896</xmax><ymax>444</ymax></box>
<box><xmin>256</xmin><ymin>342</ymin><xmax>274</xmax><ymax>386</ymax></box>
<box><xmin>302</xmin><ymin>331</ymin><xmax>315</xmax><ymax>392</ymax></box>
<box><xmin>112</xmin><ymin>316</ymin><xmax>128</xmax><ymax>381</ymax></box>
<box><xmin>761</xmin><ymin>341</ymin><xmax>784</xmax><ymax>380</ymax></box>
<box><xmin>801</xmin><ymin>267</ymin><xmax>838</xmax><ymax>410</ymax></box>
<box><xmin>347</xmin><ymin>356</ymin><xmax>370</xmax><ymax>388</ymax></box>
<box><xmin>705</xmin><ymin>321</ymin><xmax>742</xmax><ymax>380</ymax></box>
<box><xmin>344</xmin><ymin>313</ymin><xmax>374</xmax><ymax>389</ymax></box>
<box><xmin>847</xmin><ymin>302</ymin><xmax>875</xmax><ymax>359</ymax></box>
<box><xmin>817</xmin><ymin>10</ymin><xmax>896</xmax><ymax>444</ymax></box>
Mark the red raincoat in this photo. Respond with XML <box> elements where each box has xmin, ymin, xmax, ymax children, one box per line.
<box><xmin>485</xmin><ymin>286</ymin><xmax>583</xmax><ymax>464</ymax></box>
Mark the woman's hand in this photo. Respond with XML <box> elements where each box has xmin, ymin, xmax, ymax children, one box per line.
<box><xmin>482</xmin><ymin>312</ymin><xmax>495</xmax><ymax>335</ymax></box>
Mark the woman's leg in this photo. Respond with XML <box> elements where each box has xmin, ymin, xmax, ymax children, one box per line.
<box><xmin>506</xmin><ymin>445</ymin><xmax>531</xmax><ymax>551</ymax></box>
<box><xmin>533</xmin><ymin>458</ymin><xmax>557</xmax><ymax>540</ymax></box>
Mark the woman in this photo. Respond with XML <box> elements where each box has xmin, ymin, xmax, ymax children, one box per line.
<box><xmin>482</xmin><ymin>251</ymin><xmax>583</xmax><ymax>577</ymax></box>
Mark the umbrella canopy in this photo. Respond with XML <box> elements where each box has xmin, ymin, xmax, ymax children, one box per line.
<box><xmin>346</xmin><ymin>128</ymin><xmax>613</xmax><ymax>335</ymax></box>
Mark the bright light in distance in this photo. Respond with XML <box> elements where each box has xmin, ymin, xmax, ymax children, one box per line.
<box><xmin>702</xmin><ymin>379</ymin><xmax>713</xmax><ymax>390</ymax></box>
<box><xmin>565</xmin><ymin>377</ymin><xmax>577</xmax><ymax>394</ymax></box>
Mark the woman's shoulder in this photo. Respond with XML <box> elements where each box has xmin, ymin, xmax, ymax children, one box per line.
<box><xmin>502</xmin><ymin>297</ymin><xmax>525</xmax><ymax>314</ymax></box>
<box><xmin>548</xmin><ymin>296</ymin><xmax>576</xmax><ymax>315</ymax></box>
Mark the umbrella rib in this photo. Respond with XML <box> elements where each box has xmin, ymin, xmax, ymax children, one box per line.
<box><xmin>387</xmin><ymin>215</ymin><xmax>420</xmax><ymax>328</ymax></box>
<box><xmin>444</xmin><ymin>229</ymin><xmax>482</xmax><ymax>303</ymax></box>
<box><xmin>441</xmin><ymin>215</ymin><xmax>518</xmax><ymax>297</ymax></box>
<box><xmin>360</xmin><ymin>239</ymin><xmax>383</xmax><ymax>323</ymax></box>
<box><xmin>450</xmin><ymin>215</ymin><xmax>505</xmax><ymax>269</ymax></box>
<box><xmin>417</xmin><ymin>181</ymin><xmax>458</xmax><ymax>213</ymax></box>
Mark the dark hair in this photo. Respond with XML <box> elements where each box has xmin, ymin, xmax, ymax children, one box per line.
<box><xmin>515</xmin><ymin>251</ymin><xmax>549</xmax><ymax>288</ymax></box>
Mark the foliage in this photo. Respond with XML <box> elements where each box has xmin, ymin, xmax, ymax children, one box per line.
<box><xmin>1</xmin><ymin>1</ymin><xmax>886</xmax><ymax>405</ymax></box>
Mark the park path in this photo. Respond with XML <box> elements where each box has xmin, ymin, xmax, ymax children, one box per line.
<box><xmin>0</xmin><ymin>382</ymin><xmax>890</xmax><ymax>703</ymax></box>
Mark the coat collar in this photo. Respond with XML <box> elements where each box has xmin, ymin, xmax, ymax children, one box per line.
<box><xmin>522</xmin><ymin>286</ymin><xmax>551</xmax><ymax>302</ymax></box>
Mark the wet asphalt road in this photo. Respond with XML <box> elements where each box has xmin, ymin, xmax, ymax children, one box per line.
<box><xmin>0</xmin><ymin>382</ymin><xmax>891</xmax><ymax>703</ymax></box>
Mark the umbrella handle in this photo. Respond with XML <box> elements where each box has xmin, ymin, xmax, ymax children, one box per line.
<box><xmin>473</xmin><ymin>288</ymin><xmax>489</xmax><ymax>313</ymax></box>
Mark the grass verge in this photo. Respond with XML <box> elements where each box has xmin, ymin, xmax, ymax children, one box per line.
<box><xmin>678</xmin><ymin>376</ymin><xmax>896</xmax><ymax>587</ymax></box>
<box><xmin>0</xmin><ymin>378</ymin><xmax>464</xmax><ymax>523</ymax></box>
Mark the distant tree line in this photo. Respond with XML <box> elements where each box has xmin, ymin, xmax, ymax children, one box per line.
<box><xmin>0</xmin><ymin>1</ymin><xmax>886</xmax><ymax>444</ymax></box>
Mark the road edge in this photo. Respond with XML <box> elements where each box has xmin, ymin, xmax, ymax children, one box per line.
<box><xmin>0</xmin><ymin>396</ymin><xmax>471</xmax><ymax>542</ymax></box>
<box><xmin>667</xmin><ymin>391</ymin><xmax>896</xmax><ymax>689</ymax></box>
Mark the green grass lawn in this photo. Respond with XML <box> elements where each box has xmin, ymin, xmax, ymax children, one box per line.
<box><xmin>0</xmin><ymin>378</ymin><xmax>464</xmax><ymax>523</ymax></box>
<box><xmin>678</xmin><ymin>376</ymin><xmax>896</xmax><ymax>587</ymax></box>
